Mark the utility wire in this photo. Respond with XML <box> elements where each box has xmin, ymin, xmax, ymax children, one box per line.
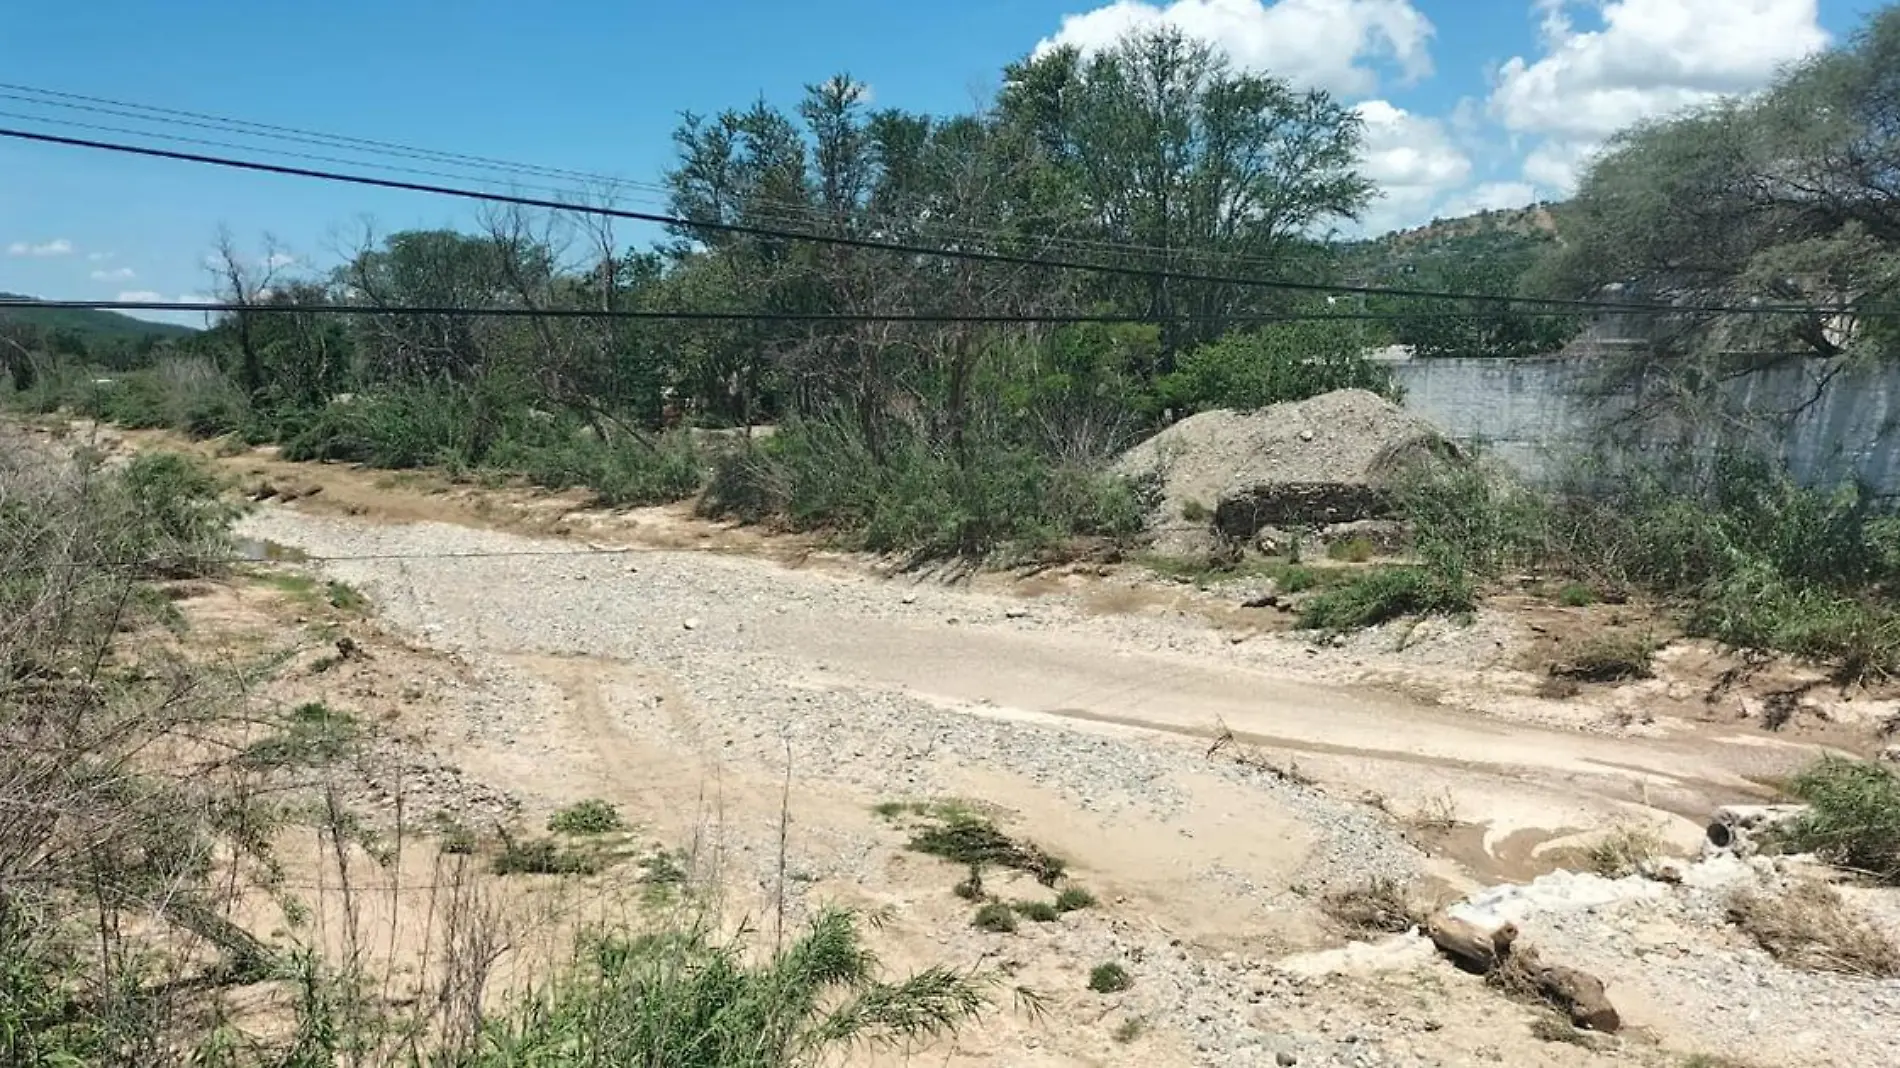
<box><xmin>0</xmin><ymin>123</ymin><xmax>1820</xmax><ymax>316</ymax></box>
<box><xmin>0</xmin><ymin>296</ymin><xmax>1629</xmax><ymax>323</ymax></box>
<box><xmin>0</xmin><ymin>83</ymin><xmax>1338</xmax><ymax>272</ymax></box>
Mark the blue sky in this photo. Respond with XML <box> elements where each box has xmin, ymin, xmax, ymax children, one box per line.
<box><xmin>0</xmin><ymin>0</ymin><xmax>1886</xmax><ymax>324</ymax></box>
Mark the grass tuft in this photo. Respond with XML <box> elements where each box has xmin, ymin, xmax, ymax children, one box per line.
<box><xmin>1549</xmin><ymin>633</ymin><xmax>1657</xmax><ymax>683</ymax></box>
<box><xmin>972</xmin><ymin>902</ymin><xmax>1018</xmax><ymax>934</ymax></box>
<box><xmin>907</xmin><ymin>814</ymin><xmax>1066</xmax><ymax>887</ymax></box>
<box><xmin>1054</xmin><ymin>885</ymin><xmax>1097</xmax><ymax>913</ymax></box>
<box><xmin>1727</xmin><ymin>879</ymin><xmax>1900</xmax><ymax>977</ymax></box>
<box><xmin>1297</xmin><ymin>565</ymin><xmax>1475</xmax><ymax>633</ymax></box>
<box><xmin>1086</xmin><ymin>962</ymin><xmax>1132</xmax><ymax>993</ymax></box>
<box><xmin>548</xmin><ymin>798</ymin><xmax>624</xmax><ymax>836</ymax></box>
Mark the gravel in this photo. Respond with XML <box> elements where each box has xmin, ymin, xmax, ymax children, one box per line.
<box><xmin>237</xmin><ymin>507</ymin><xmax>1443</xmax><ymax>1067</ymax></box>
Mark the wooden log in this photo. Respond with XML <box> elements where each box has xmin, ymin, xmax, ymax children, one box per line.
<box><xmin>1535</xmin><ymin>961</ymin><xmax>1620</xmax><ymax>1032</ymax></box>
<box><xmin>1426</xmin><ymin>911</ymin><xmax>1518</xmax><ymax>974</ymax></box>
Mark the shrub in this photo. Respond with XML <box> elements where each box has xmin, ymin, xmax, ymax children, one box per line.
<box><xmin>1087</xmin><ymin>962</ymin><xmax>1133</xmax><ymax>993</ymax></box>
<box><xmin>1161</xmin><ymin>320</ymin><xmax>1401</xmax><ymax>414</ymax></box>
<box><xmin>1321</xmin><ymin>877</ymin><xmax>1429</xmax><ymax>935</ymax></box>
<box><xmin>1727</xmin><ymin>880</ymin><xmax>1900</xmax><ymax>977</ymax></box>
<box><xmin>1548</xmin><ymin>633</ymin><xmax>1657</xmax><ymax>683</ymax></box>
<box><xmin>492</xmin><ymin>837</ymin><xmax>601</xmax><ymax>876</ymax></box>
<box><xmin>972</xmin><ymin>902</ymin><xmax>1018</xmax><ymax>933</ymax></box>
<box><xmin>548</xmin><ymin>798</ymin><xmax>624</xmax><ymax>836</ymax></box>
<box><xmin>1326</xmin><ymin>535</ymin><xmax>1375</xmax><ymax>563</ymax></box>
<box><xmin>1012</xmin><ymin>900</ymin><xmax>1060</xmax><ymax>923</ymax></box>
<box><xmin>239</xmin><ymin>701</ymin><xmax>358</xmax><ymax>769</ymax></box>
<box><xmin>477</xmin><ymin>909</ymin><xmax>991</xmax><ymax>1063</ymax></box>
<box><xmin>1054</xmin><ymin>886</ymin><xmax>1097</xmax><ymax>913</ymax></box>
<box><xmin>1298</xmin><ymin>565</ymin><xmax>1476</xmax><ymax>632</ymax></box>
<box><xmin>701</xmin><ymin>417</ymin><xmax>1145</xmax><ymax>561</ymax></box>
<box><xmin>1780</xmin><ymin>757</ymin><xmax>1900</xmax><ymax>883</ymax></box>
<box><xmin>1557</xmin><ymin>583</ymin><xmax>1596</xmax><ymax>607</ymax></box>
<box><xmin>907</xmin><ymin>813</ymin><xmax>1067</xmax><ymax>887</ymax></box>
<box><xmin>1583</xmin><ymin>824</ymin><xmax>1662</xmax><ymax>878</ymax></box>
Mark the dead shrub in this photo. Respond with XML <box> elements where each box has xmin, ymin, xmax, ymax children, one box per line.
<box><xmin>1727</xmin><ymin>880</ymin><xmax>1900</xmax><ymax>977</ymax></box>
<box><xmin>1321</xmin><ymin>877</ymin><xmax>1432</xmax><ymax>935</ymax></box>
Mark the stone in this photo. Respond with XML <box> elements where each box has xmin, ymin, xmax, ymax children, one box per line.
<box><xmin>683</xmin><ymin>618</ymin><xmax>701</xmax><ymax>631</ymax></box>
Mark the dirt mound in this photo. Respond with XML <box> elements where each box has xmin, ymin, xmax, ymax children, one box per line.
<box><xmin>1116</xmin><ymin>389</ymin><xmax>1455</xmax><ymax>551</ymax></box>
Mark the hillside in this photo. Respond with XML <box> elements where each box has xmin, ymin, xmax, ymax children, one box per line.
<box><xmin>0</xmin><ymin>293</ymin><xmax>198</xmax><ymax>342</ymax></box>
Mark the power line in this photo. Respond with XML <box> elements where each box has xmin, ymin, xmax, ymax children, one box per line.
<box><xmin>0</xmin><ymin>123</ymin><xmax>1807</xmax><ymax>316</ymax></box>
<box><xmin>0</xmin><ymin>83</ymin><xmax>1329</xmax><ymax>272</ymax></box>
<box><xmin>0</xmin><ymin>296</ymin><xmax>1621</xmax><ymax>323</ymax></box>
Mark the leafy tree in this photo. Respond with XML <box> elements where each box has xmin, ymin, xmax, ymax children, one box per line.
<box><xmin>1162</xmin><ymin>318</ymin><xmax>1399</xmax><ymax>413</ymax></box>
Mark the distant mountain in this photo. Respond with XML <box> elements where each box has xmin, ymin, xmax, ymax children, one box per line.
<box><xmin>0</xmin><ymin>293</ymin><xmax>199</xmax><ymax>342</ymax></box>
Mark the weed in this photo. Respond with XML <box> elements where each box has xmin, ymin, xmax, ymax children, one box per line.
<box><xmin>1012</xmin><ymin>900</ymin><xmax>1060</xmax><ymax>923</ymax></box>
<box><xmin>1112</xmin><ymin>1016</ymin><xmax>1148</xmax><ymax>1043</ymax></box>
<box><xmin>1276</xmin><ymin>563</ymin><xmax>1320</xmax><ymax>593</ymax></box>
<box><xmin>871</xmin><ymin>800</ymin><xmax>910</xmax><ymax>819</ymax></box>
<box><xmin>492</xmin><ymin>836</ymin><xmax>602</xmax><ymax>877</ymax></box>
<box><xmin>1321</xmin><ymin>876</ymin><xmax>1431</xmax><ymax>935</ymax></box>
<box><xmin>1087</xmin><ymin>962</ymin><xmax>1133</xmax><ymax>993</ymax></box>
<box><xmin>239</xmin><ymin>701</ymin><xmax>358</xmax><ymax>769</ymax></box>
<box><xmin>1327</xmin><ymin>535</ymin><xmax>1375</xmax><ymax>563</ymax></box>
<box><xmin>1727</xmin><ymin>880</ymin><xmax>1900</xmax><ymax>976</ymax></box>
<box><xmin>636</xmin><ymin>850</ymin><xmax>689</xmax><ymax>887</ymax></box>
<box><xmin>1181</xmin><ymin>498</ymin><xmax>1210</xmax><ymax>523</ymax></box>
<box><xmin>1549</xmin><ymin>632</ymin><xmax>1657</xmax><ymax>683</ymax></box>
<box><xmin>1528</xmin><ymin>1011</ymin><xmax>1596</xmax><ymax>1047</ymax></box>
<box><xmin>438</xmin><ymin>824</ymin><xmax>478</xmax><ymax>856</ymax></box>
<box><xmin>1298</xmin><ymin>565</ymin><xmax>1475</xmax><ymax>633</ymax></box>
<box><xmin>907</xmin><ymin>814</ymin><xmax>1066</xmax><ymax>887</ymax></box>
<box><xmin>325</xmin><ymin>580</ymin><xmax>368</xmax><ymax>612</ymax></box>
<box><xmin>972</xmin><ymin>902</ymin><xmax>1018</xmax><ymax>933</ymax></box>
<box><xmin>1409</xmin><ymin>791</ymin><xmax>1461</xmax><ymax>834</ymax></box>
<box><xmin>1584</xmin><ymin>824</ymin><xmax>1662</xmax><ymax>878</ymax></box>
<box><xmin>953</xmin><ymin>864</ymin><xmax>987</xmax><ymax>902</ymax></box>
<box><xmin>548</xmin><ymin>798</ymin><xmax>624</xmax><ymax>836</ymax></box>
<box><xmin>1780</xmin><ymin>757</ymin><xmax>1900</xmax><ymax>883</ymax></box>
<box><xmin>1054</xmin><ymin>886</ymin><xmax>1097</xmax><ymax>913</ymax></box>
<box><xmin>1557</xmin><ymin>582</ymin><xmax>1597</xmax><ymax>607</ymax></box>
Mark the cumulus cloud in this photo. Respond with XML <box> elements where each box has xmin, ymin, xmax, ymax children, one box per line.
<box><xmin>1490</xmin><ymin>0</ymin><xmax>1829</xmax><ymax>192</ymax></box>
<box><xmin>116</xmin><ymin>291</ymin><xmax>164</xmax><ymax>303</ymax></box>
<box><xmin>1350</xmin><ymin>99</ymin><xmax>1471</xmax><ymax>231</ymax></box>
<box><xmin>6</xmin><ymin>238</ymin><xmax>74</xmax><ymax>257</ymax></box>
<box><xmin>90</xmin><ymin>267</ymin><xmax>136</xmax><ymax>282</ymax></box>
<box><xmin>1035</xmin><ymin>0</ymin><xmax>1435</xmax><ymax>95</ymax></box>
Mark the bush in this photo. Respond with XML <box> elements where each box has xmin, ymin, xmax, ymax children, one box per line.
<box><xmin>1781</xmin><ymin>758</ymin><xmax>1900</xmax><ymax>883</ymax></box>
<box><xmin>1298</xmin><ymin>565</ymin><xmax>1476</xmax><ymax>632</ymax></box>
<box><xmin>1548</xmin><ymin>633</ymin><xmax>1657</xmax><ymax>683</ymax></box>
<box><xmin>906</xmin><ymin>813</ymin><xmax>1067</xmax><ymax>887</ymax></box>
<box><xmin>1727</xmin><ymin>880</ymin><xmax>1900</xmax><ymax>976</ymax></box>
<box><xmin>972</xmin><ymin>902</ymin><xmax>1018</xmax><ymax>933</ymax></box>
<box><xmin>492</xmin><ymin>837</ymin><xmax>601</xmax><ymax>876</ymax></box>
<box><xmin>703</xmin><ymin>417</ymin><xmax>1145</xmax><ymax>560</ymax></box>
<box><xmin>1012</xmin><ymin>900</ymin><xmax>1060</xmax><ymax>923</ymax></box>
<box><xmin>1054</xmin><ymin>886</ymin><xmax>1097</xmax><ymax>913</ymax></box>
<box><xmin>548</xmin><ymin>798</ymin><xmax>624</xmax><ymax>836</ymax></box>
<box><xmin>1162</xmin><ymin>320</ymin><xmax>1401</xmax><ymax>414</ymax></box>
<box><xmin>1087</xmin><ymin>962</ymin><xmax>1133</xmax><ymax>993</ymax></box>
<box><xmin>1557</xmin><ymin>583</ymin><xmax>1597</xmax><ymax>607</ymax></box>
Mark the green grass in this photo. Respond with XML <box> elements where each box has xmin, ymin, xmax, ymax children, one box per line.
<box><xmin>492</xmin><ymin>836</ymin><xmax>603</xmax><ymax>877</ymax></box>
<box><xmin>1054</xmin><ymin>886</ymin><xmax>1097</xmax><ymax>913</ymax></box>
<box><xmin>907</xmin><ymin>814</ymin><xmax>1067</xmax><ymax>887</ymax></box>
<box><xmin>972</xmin><ymin>902</ymin><xmax>1018</xmax><ymax>933</ymax></box>
<box><xmin>1297</xmin><ymin>565</ymin><xmax>1476</xmax><ymax>632</ymax></box>
<box><xmin>548</xmin><ymin>799</ymin><xmax>624</xmax><ymax>836</ymax></box>
<box><xmin>324</xmin><ymin>580</ymin><xmax>368</xmax><ymax>612</ymax></box>
<box><xmin>238</xmin><ymin>701</ymin><xmax>358</xmax><ymax>769</ymax></box>
<box><xmin>1011</xmin><ymin>900</ymin><xmax>1060</xmax><ymax>923</ymax></box>
<box><xmin>1326</xmin><ymin>536</ymin><xmax>1375</xmax><ymax>563</ymax></box>
<box><xmin>1779</xmin><ymin>757</ymin><xmax>1900</xmax><ymax>883</ymax></box>
<box><xmin>1087</xmin><ymin>962</ymin><xmax>1132</xmax><ymax>993</ymax></box>
<box><xmin>1557</xmin><ymin>582</ymin><xmax>1597</xmax><ymax>607</ymax></box>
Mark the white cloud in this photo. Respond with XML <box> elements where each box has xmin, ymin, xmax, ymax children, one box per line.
<box><xmin>1350</xmin><ymin>99</ymin><xmax>1471</xmax><ymax>232</ymax></box>
<box><xmin>1489</xmin><ymin>0</ymin><xmax>1829</xmax><ymax>194</ymax></box>
<box><xmin>1036</xmin><ymin>0</ymin><xmax>1435</xmax><ymax>96</ymax></box>
<box><xmin>90</xmin><ymin>267</ymin><xmax>136</xmax><ymax>282</ymax></box>
<box><xmin>6</xmin><ymin>238</ymin><xmax>74</xmax><ymax>257</ymax></box>
<box><xmin>116</xmin><ymin>290</ymin><xmax>164</xmax><ymax>303</ymax></box>
<box><xmin>87</xmin><ymin>251</ymin><xmax>116</xmax><ymax>262</ymax></box>
<box><xmin>262</xmin><ymin>252</ymin><xmax>298</xmax><ymax>270</ymax></box>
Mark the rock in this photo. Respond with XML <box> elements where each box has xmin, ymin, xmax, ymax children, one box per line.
<box><xmin>683</xmin><ymin>618</ymin><xmax>701</xmax><ymax>631</ymax></box>
<box><xmin>900</xmin><ymin>592</ymin><xmax>918</xmax><ymax>605</ymax></box>
<box><xmin>1277</xmin><ymin>1052</ymin><xmax>1299</xmax><ymax>1066</ymax></box>
<box><xmin>1005</xmin><ymin>607</ymin><xmax>1030</xmax><ymax>619</ymax></box>
<box><xmin>1879</xmin><ymin>744</ymin><xmax>1900</xmax><ymax>764</ymax></box>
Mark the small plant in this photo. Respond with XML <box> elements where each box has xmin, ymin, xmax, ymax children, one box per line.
<box><xmin>1584</xmin><ymin>824</ymin><xmax>1662</xmax><ymax>878</ymax></box>
<box><xmin>1054</xmin><ymin>885</ymin><xmax>1097</xmax><ymax>913</ymax></box>
<box><xmin>1557</xmin><ymin>582</ymin><xmax>1597</xmax><ymax>607</ymax></box>
<box><xmin>1112</xmin><ymin>1016</ymin><xmax>1148</xmax><ymax>1044</ymax></box>
<box><xmin>1326</xmin><ymin>535</ymin><xmax>1375</xmax><ymax>563</ymax></box>
<box><xmin>973</xmin><ymin>902</ymin><xmax>1018</xmax><ymax>933</ymax></box>
<box><xmin>1727</xmin><ymin>880</ymin><xmax>1900</xmax><ymax>977</ymax></box>
<box><xmin>1275</xmin><ymin>564</ymin><xmax>1319</xmax><ymax>593</ymax></box>
<box><xmin>1529</xmin><ymin>1011</ymin><xmax>1596</xmax><ymax>1047</ymax></box>
<box><xmin>637</xmin><ymin>849</ymin><xmax>689</xmax><ymax>887</ymax></box>
<box><xmin>1087</xmin><ymin>962</ymin><xmax>1132</xmax><ymax>993</ymax></box>
<box><xmin>1779</xmin><ymin>757</ymin><xmax>1900</xmax><ymax>883</ymax></box>
<box><xmin>1321</xmin><ymin>876</ymin><xmax>1430</xmax><ymax>935</ymax></box>
<box><xmin>239</xmin><ymin>701</ymin><xmax>358</xmax><ymax>769</ymax></box>
<box><xmin>438</xmin><ymin>823</ymin><xmax>478</xmax><ymax>856</ymax></box>
<box><xmin>1180</xmin><ymin>498</ymin><xmax>1210</xmax><ymax>523</ymax></box>
<box><xmin>492</xmin><ymin>836</ymin><xmax>601</xmax><ymax>876</ymax></box>
<box><xmin>953</xmin><ymin>864</ymin><xmax>986</xmax><ymax>901</ymax></box>
<box><xmin>1298</xmin><ymin>565</ymin><xmax>1475</xmax><ymax>633</ymax></box>
<box><xmin>1549</xmin><ymin>632</ymin><xmax>1657</xmax><ymax>683</ymax></box>
<box><xmin>1408</xmin><ymin>790</ymin><xmax>1460</xmax><ymax>834</ymax></box>
<box><xmin>1012</xmin><ymin>900</ymin><xmax>1060</xmax><ymax>923</ymax></box>
<box><xmin>325</xmin><ymin>580</ymin><xmax>368</xmax><ymax>612</ymax></box>
<box><xmin>548</xmin><ymin>798</ymin><xmax>623</xmax><ymax>836</ymax></box>
<box><xmin>908</xmin><ymin>813</ymin><xmax>1066</xmax><ymax>886</ymax></box>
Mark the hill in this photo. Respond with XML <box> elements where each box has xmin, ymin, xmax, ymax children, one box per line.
<box><xmin>0</xmin><ymin>293</ymin><xmax>199</xmax><ymax>343</ymax></box>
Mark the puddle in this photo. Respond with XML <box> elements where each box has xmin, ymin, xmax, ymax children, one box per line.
<box><xmin>234</xmin><ymin>537</ymin><xmax>308</xmax><ymax>563</ymax></box>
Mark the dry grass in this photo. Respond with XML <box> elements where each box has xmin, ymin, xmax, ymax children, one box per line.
<box><xmin>1321</xmin><ymin>876</ymin><xmax>1435</xmax><ymax>936</ymax></box>
<box><xmin>1584</xmin><ymin>823</ymin><xmax>1662</xmax><ymax>878</ymax></box>
<box><xmin>1726</xmin><ymin>880</ymin><xmax>1900</xmax><ymax>977</ymax></box>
